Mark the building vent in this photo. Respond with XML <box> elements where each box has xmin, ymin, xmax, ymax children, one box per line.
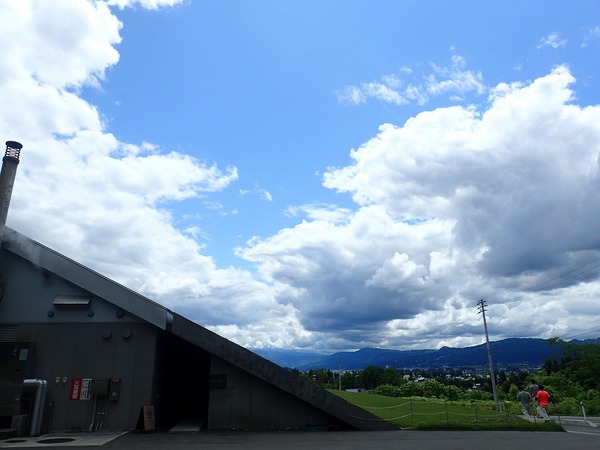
<box><xmin>52</xmin><ymin>295</ymin><xmax>92</xmax><ymax>306</ymax></box>
<box><xmin>0</xmin><ymin>324</ymin><xmax>18</xmax><ymax>342</ymax></box>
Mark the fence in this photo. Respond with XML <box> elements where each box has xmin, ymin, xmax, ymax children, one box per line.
<box><xmin>354</xmin><ymin>399</ymin><xmax>524</xmax><ymax>428</ymax></box>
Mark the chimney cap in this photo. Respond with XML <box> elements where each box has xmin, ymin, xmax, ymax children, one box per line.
<box><xmin>6</xmin><ymin>141</ymin><xmax>23</xmax><ymax>150</ymax></box>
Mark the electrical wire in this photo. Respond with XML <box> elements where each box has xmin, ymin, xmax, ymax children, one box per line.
<box><xmin>485</xmin><ymin>256</ymin><xmax>600</xmax><ymax>305</ymax></box>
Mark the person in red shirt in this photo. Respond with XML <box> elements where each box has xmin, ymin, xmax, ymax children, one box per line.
<box><xmin>535</xmin><ymin>384</ymin><xmax>554</xmax><ymax>421</ymax></box>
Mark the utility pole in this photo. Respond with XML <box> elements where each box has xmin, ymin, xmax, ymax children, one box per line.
<box><xmin>338</xmin><ymin>357</ymin><xmax>342</xmax><ymax>391</ymax></box>
<box><xmin>477</xmin><ymin>299</ymin><xmax>500</xmax><ymax>412</ymax></box>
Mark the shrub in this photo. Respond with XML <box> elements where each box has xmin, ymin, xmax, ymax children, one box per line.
<box><xmin>555</xmin><ymin>397</ymin><xmax>581</xmax><ymax>416</ymax></box>
<box><xmin>397</xmin><ymin>381</ymin><xmax>425</xmax><ymax>397</ymax></box>
<box><xmin>445</xmin><ymin>385</ymin><xmax>465</xmax><ymax>401</ymax></box>
<box><xmin>465</xmin><ymin>389</ymin><xmax>494</xmax><ymax>401</ymax></box>
<box><xmin>370</xmin><ymin>384</ymin><xmax>402</xmax><ymax>397</ymax></box>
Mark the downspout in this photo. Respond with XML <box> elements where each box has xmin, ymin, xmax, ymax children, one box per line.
<box><xmin>23</xmin><ymin>379</ymin><xmax>47</xmax><ymax>436</ymax></box>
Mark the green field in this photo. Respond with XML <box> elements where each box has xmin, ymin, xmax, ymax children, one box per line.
<box><xmin>330</xmin><ymin>390</ymin><xmax>563</xmax><ymax>431</ymax></box>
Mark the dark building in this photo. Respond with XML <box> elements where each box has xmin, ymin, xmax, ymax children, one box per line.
<box><xmin>0</xmin><ymin>142</ymin><xmax>394</xmax><ymax>435</ymax></box>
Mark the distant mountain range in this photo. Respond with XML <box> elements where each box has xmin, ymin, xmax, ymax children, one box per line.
<box><xmin>251</xmin><ymin>338</ymin><xmax>600</xmax><ymax>371</ymax></box>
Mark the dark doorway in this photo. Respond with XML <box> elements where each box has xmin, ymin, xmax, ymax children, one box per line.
<box><xmin>156</xmin><ymin>334</ymin><xmax>210</xmax><ymax>429</ymax></box>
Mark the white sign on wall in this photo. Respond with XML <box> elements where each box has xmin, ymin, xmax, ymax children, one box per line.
<box><xmin>69</xmin><ymin>378</ymin><xmax>93</xmax><ymax>400</ymax></box>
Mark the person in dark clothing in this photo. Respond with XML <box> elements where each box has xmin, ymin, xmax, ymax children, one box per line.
<box><xmin>529</xmin><ymin>379</ymin><xmax>539</xmax><ymax>398</ymax></box>
<box><xmin>516</xmin><ymin>386</ymin><xmax>533</xmax><ymax>416</ymax></box>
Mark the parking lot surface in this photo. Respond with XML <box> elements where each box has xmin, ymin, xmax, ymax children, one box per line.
<box><xmin>2</xmin><ymin>417</ymin><xmax>599</xmax><ymax>449</ymax></box>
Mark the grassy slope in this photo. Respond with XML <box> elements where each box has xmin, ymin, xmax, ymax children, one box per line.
<box><xmin>330</xmin><ymin>390</ymin><xmax>563</xmax><ymax>431</ymax></box>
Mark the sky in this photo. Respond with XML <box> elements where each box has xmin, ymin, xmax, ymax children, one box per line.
<box><xmin>2</xmin><ymin>0</ymin><xmax>600</xmax><ymax>354</ymax></box>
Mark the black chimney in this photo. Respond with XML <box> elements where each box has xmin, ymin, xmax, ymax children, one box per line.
<box><xmin>0</xmin><ymin>140</ymin><xmax>23</xmax><ymax>226</ymax></box>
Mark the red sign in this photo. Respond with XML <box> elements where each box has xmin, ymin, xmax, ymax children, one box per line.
<box><xmin>69</xmin><ymin>378</ymin><xmax>92</xmax><ymax>400</ymax></box>
<box><xmin>70</xmin><ymin>378</ymin><xmax>82</xmax><ymax>400</ymax></box>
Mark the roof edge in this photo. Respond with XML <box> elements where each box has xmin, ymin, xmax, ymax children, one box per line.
<box><xmin>0</xmin><ymin>225</ymin><xmax>394</xmax><ymax>430</ymax></box>
<box><xmin>0</xmin><ymin>225</ymin><xmax>172</xmax><ymax>330</ymax></box>
<box><xmin>171</xmin><ymin>313</ymin><xmax>397</xmax><ymax>431</ymax></box>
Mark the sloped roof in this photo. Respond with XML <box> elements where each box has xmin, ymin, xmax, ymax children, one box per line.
<box><xmin>0</xmin><ymin>226</ymin><xmax>172</xmax><ymax>330</ymax></box>
<box><xmin>0</xmin><ymin>225</ymin><xmax>396</xmax><ymax>431</ymax></box>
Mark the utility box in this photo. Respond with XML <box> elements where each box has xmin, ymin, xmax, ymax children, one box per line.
<box><xmin>90</xmin><ymin>379</ymin><xmax>109</xmax><ymax>396</ymax></box>
<box><xmin>109</xmin><ymin>379</ymin><xmax>121</xmax><ymax>401</ymax></box>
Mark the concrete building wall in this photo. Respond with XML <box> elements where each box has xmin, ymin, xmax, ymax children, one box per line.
<box><xmin>0</xmin><ymin>247</ymin><xmax>160</xmax><ymax>432</ymax></box>
<box><xmin>1</xmin><ymin>230</ymin><xmax>396</xmax><ymax>433</ymax></box>
<box><xmin>0</xmin><ymin>247</ymin><xmax>142</xmax><ymax>325</ymax></box>
<box><xmin>207</xmin><ymin>356</ymin><xmax>343</xmax><ymax>431</ymax></box>
<box><xmin>14</xmin><ymin>322</ymin><xmax>159</xmax><ymax>431</ymax></box>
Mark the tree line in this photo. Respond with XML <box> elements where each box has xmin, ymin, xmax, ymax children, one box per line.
<box><xmin>299</xmin><ymin>339</ymin><xmax>600</xmax><ymax>415</ymax></box>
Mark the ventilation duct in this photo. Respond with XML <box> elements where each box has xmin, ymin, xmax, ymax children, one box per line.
<box><xmin>0</xmin><ymin>140</ymin><xmax>23</xmax><ymax>226</ymax></box>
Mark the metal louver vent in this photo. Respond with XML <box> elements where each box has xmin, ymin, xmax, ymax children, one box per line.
<box><xmin>0</xmin><ymin>325</ymin><xmax>17</xmax><ymax>342</ymax></box>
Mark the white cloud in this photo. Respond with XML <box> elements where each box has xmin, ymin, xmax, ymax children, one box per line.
<box><xmin>240</xmin><ymin>65</ymin><xmax>600</xmax><ymax>350</ymax></box>
<box><xmin>336</xmin><ymin>55</ymin><xmax>484</xmax><ymax>107</ymax></box>
<box><xmin>581</xmin><ymin>26</ymin><xmax>600</xmax><ymax>48</ymax></box>
<box><xmin>285</xmin><ymin>203</ymin><xmax>352</xmax><ymax>224</ymax></box>
<box><xmin>239</xmin><ymin>184</ymin><xmax>273</xmax><ymax>202</ymax></box>
<box><xmin>1</xmin><ymin>1</ymin><xmax>121</xmax><ymax>91</ymax></box>
<box><xmin>362</xmin><ymin>82</ymin><xmax>409</xmax><ymax>105</ymax></box>
<box><xmin>427</xmin><ymin>55</ymin><xmax>485</xmax><ymax>97</ymax></box>
<box><xmin>107</xmin><ymin>0</ymin><xmax>184</xmax><ymax>10</ymax></box>
<box><xmin>0</xmin><ymin>1</ymin><xmax>305</xmax><ymax>354</ymax></box>
<box><xmin>336</xmin><ymin>86</ymin><xmax>367</xmax><ymax>105</ymax></box>
<box><xmin>538</xmin><ymin>32</ymin><xmax>567</xmax><ymax>49</ymax></box>
<box><xmin>259</xmin><ymin>188</ymin><xmax>273</xmax><ymax>202</ymax></box>
<box><xmin>0</xmin><ymin>2</ymin><xmax>119</xmax><ymax>139</ymax></box>
<box><xmin>3</xmin><ymin>1</ymin><xmax>600</xmax><ymax>353</ymax></box>
<box><xmin>325</xmin><ymin>66</ymin><xmax>600</xmax><ymax>278</ymax></box>
<box><xmin>0</xmin><ymin>1</ymin><xmax>260</xmax><ymax>330</ymax></box>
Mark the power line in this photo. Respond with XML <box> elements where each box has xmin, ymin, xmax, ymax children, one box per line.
<box><xmin>480</xmin><ymin>257</ymin><xmax>600</xmax><ymax>342</ymax></box>
<box><xmin>521</xmin><ymin>257</ymin><xmax>600</xmax><ymax>293</ymax></box>
<box><xmin>487</xmin><ymin>256</ymin><xmax>600</xmax><ymax>305</ymax></box>
<box><xmin>508</xmin><ymin>268</ymin><xmax>600</xmax><ymax>305</ymax></box>
<box><xmin>561</xmin><ymin>326</ymin><xmax>600</xmax><ymax>341</ymax></box>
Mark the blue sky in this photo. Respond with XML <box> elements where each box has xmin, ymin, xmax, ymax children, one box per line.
<box><xmin>2</xmin><ymin>0</ymin><xmax>600</xmax><ymax>353</ymax></box>
<box><xmin>83</xmin><ymin>1</ymin><xmax>600</xmax><ymax>267</ymax></box>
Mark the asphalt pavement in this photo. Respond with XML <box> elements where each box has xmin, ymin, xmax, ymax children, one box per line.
<box><xmin>93</xmin><ymin>425</ymin><xmax>600</xmax><ymax>450</ymax></box>
<box><xmin>1</xmin><ymin>416</ymin><xmax>599</xmax><ymax>449</ymax></box>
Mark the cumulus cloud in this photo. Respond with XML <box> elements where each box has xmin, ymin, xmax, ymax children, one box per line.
<box><xmin>241</xmin><ymin>65</ymin><xmax>600</xmax><ymax>350</ymax></box>
<box><xmin>3</xmin><ymin>1</ymin><xmax>600</xmax><ymax>353</ymax></box>
<box><xmin>0</xmin><ymin>0</ymin><xmax>308</xmax><ymax>354</ymax></box>
<box><xmin>0</xmin><ymin>1</ymin><xmax>253</xmax><ymax>323</ymax></box>
<box><xmin>325</xmin><ymin>66</ymin><xmax>600</xmax><ymax>278</ymax></box>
